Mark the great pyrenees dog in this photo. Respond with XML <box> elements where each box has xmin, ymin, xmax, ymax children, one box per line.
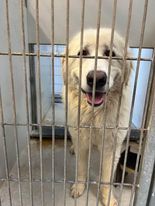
<box><xmin>62</xmin><ymin>28</ymin><xmax>132</xmax><ymax>206</ymax></box>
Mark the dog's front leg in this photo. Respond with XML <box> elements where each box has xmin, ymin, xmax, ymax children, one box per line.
<box><xmin>71</xmin><ymin>138</ymin><xmax>88</xmax><ymax>198</ymax></box>
<box><xmin>100</xmin><ymin>149</ymin><xmax>120</xmax><ymax>206</ymax></box>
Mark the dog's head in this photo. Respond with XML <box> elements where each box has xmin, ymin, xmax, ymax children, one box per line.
<box><xmin>62</xmin><ymin>28</ymin><xmax>132</xmax><ymax>107</ymax></box>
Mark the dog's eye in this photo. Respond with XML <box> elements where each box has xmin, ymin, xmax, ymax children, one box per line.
<box><xmin>77</xmin><ymin>49</ymin><xmax>89</xmax><ymax>56</ymax></box>
<box><xmin>104</xmin><ymin>49</ymin><xmax>116</xmax><ymax>57</ymax></box>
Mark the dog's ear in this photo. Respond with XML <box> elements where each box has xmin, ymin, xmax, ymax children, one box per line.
<box><xmin>123</xmin><ymin>51</ymin><xmax>133</xmax><ymax>86</ymax></box>
<box><xmin>61</xmin><ymin>55</ymin><xmax>66</xmax><ymax>85</ymax></box>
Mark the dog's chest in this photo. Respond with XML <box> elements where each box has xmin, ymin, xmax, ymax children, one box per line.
<box><xmin>68</xmin><ymin>101</ymin><xmax>118</xmax><ymax>128</ymax></box>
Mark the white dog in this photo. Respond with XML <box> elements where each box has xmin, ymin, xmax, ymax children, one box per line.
<box><xmin>62</xmin><ymin>28</ymin><xmax>132</xmax><ymax>206</ymax></box>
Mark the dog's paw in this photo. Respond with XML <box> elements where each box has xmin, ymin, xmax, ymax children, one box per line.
<box><xmin>101</xmin><ymin>187</ymin><xmax>118</xmax><ymax>206</ymax></box>
<box><xmin>70</xmin><ymin>183</ymin><xmax>85</xmax><ymax>198</ymax></box>
<box><xmin>106</xmin><ymin>198</ymin><xmax>118</xmax><ymax>206</ymax></box>
<box><xmin>101</xmin><ymin>196</ymin><xmax>118</xmax><ymax>206</ymax></box>
<box><xmin>69</xmin><ymin>145</ymin><xmax>75</xmax><ymax>155</ymax></box>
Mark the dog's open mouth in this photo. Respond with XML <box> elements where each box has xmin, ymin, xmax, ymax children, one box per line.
<box><xmin>82</xmin><ymin>89</ymin><xmax>106</xmax><ymax>107</ymax></box>
<box><xmin>86</xmin><ymin>92</ymin><xmax>105</xmax><ymax>106</ymax></box>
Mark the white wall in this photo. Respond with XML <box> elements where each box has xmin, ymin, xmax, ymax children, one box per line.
<box><xmin>0</xmin><ymin>0</ymin><xmax>30</xmax><ymax>179</ymax></box>
<box><xmin>27</xmin><ymin>0</ymin><xmax>155</xmax><ymax>47</ymax></box>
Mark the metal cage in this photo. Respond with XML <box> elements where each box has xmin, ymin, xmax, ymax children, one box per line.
<box><xmin>0</xmin><ymin>0</ymin><xmax>155</xmax><ymax>206</ymax></box>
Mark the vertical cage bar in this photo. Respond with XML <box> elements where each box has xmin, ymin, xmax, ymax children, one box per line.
<box><xmin>143</xmin><ymin>50</ymin><xmax>155</xmax><ymax>130</ymax></box>
<box><xmin>35</xmin><ymin>0</ymin><xmax>44</xmax><ymax>205</ymax></box>
<box><xmin>74</xmin><ymin>0</ymin><xmax>85</xmax><ymax>206</ymax></box>
<box><xmin>147</xmin><ymin>165</ymin><xmax>155</xmax><ymax>206</ymax></box>
<box><xmin>116</xmin><ymin>0</ymin><xmax>133</xmax><ymax>204</ymax></box>
<box><xmin>0</xmin><ymin>88</ymin><xmax>12</xmax><ymax>206</ymax></box>
<box><xmin>85</xmin><ymin>127</ymin><xmax>93</xmax><ymax>206</ymax></box>
<box><xmin>91</xmin><ymin>0</ymin><xmax>102</xmax><ymax>110</ymax></box>
<box><xmin>5</xmin><ymin>0</ymin><xmax>23</xmax><ymax>205</ymax></box>
<box><xmin>50</xmin><ymin>0</ymin><xmax>55</xmax><ymax>205</ymax></box>
<box><xmin>134</xmin><ymin>61</ymin><xmax>155</xmax><ymax>206</ymax></box>
<box><xmin>19</xmin><ymin>0</ymin><xmax>33</xmax><ymax>205</ymax></box>
<box><xmin>63</xmin><ymin>0</ymin><xmax>69</xmax><ymax>205</ymax></box>
<box><xmin>94</xmin><ymin>0</ymin><xmax>106</xmax><ymax>205</ymax></box>
<box><xmin>104</xmin><ymin>1</ymin><xmax>119</xmax><ymax>205</ymax></box>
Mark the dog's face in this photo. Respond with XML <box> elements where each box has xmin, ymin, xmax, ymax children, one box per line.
<box><xmin>62</xmin><ymin>29</ymin><xmax>132</xmax><ymax>107</ymax></box>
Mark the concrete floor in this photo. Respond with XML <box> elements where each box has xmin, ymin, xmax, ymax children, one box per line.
<box><xmin>0</xmin><ymin>139</ymin><xmax>134</xmax><ymax>206</ymax></box>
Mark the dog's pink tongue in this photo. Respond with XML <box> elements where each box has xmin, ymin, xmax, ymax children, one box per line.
<box><xmin>86</xmin><ymin>93</ymin><xmax>104</xmax><ymax>105</ymax></box>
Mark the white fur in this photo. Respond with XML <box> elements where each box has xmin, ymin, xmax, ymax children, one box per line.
<box><xmin>62</xmin><ymin>28</ymin><xmax>132</xmax><ymax>206</ymax></box>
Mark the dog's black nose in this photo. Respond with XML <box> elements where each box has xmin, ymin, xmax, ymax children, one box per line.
<box><xmin>87</xmin><ymin>70</ymin><xmax>107</xmax><ymax>88</ymax></box>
